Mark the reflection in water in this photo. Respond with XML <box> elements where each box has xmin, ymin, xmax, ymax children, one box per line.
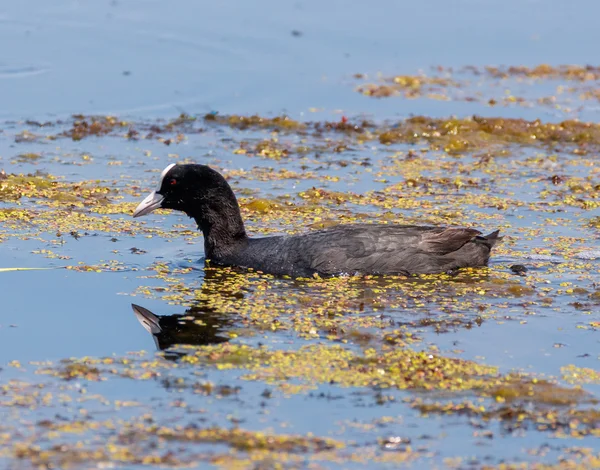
<box><xmin>133</xmin><ymin>264</ymin><xmax>512</xmax><ymax>352</ymax></box>
<box><xmin>131</xmin><ymin>268</ymin><xmax>245</xmax><ymax>354</ymax></box>
<box><xmin>131</xmin><ymin>303</ymin><xmax>230</xmax><ymax>352</ymax></box>
<box><xmin>132</xmin><ymin>264</ymin><xmax>515</xmax><ymax>357</ymax></box>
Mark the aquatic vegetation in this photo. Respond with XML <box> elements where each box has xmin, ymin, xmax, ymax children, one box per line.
<box><xmin>204</xmin><ymin>112</ymin><xmax>306</xmax><ymax>131</ymax></box>
<box><xmin>356</xmin><ymin>73</ymin><xmax>457</xmax><ymax>99</ymax></box>
<box><xmin>62</xmin><ymin>115</ymin><xmax>129</xmax><ymax>140</ymax></box>
<box><xmin>561</xmin><ymin>365</ymin><xmax>600</xmax><ymax>385</ymax></box>
<box><xmin>375</xmin><ymin>115</ymin><xmax>600</xmax><ymax>150</ymax></box>
<box><xmin>354</xmin><ymin>63</ymin><xmax>600</xmax><ymax>110</ymax></box>
<box><xmin>4</xmin><ymin>335</ymin><xmax>593</xmax><ymax>469</ymax></box>
<box><xmin>0</xmin><ymin>172</ymin><xmax>113</xmax><ymax>206</ymax></box>
<box><xmin>201</xmin><ymin>111</ymin><xmax>600</xmax><ymax>155</ymax></box>
<box><xmin>485</xmin><ymin>64</ymin><xmax>600</xmax><ymax>81</ymax></box>
<box><xmin>2</xmin><ymin>63</ymin><xmax>600</xmax><ymax>469</ymax></box>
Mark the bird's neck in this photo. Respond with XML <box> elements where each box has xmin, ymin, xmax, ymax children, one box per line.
<box><xmin>188</xmin><ymin>189</ymin><xmax>248</xmax><ymax>260</ymax></box>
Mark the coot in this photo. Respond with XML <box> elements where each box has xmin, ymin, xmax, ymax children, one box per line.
<box><xmin>133</xmin><ymin>164</ymin><xmax>502</xmax><ymax>277</ymax></box>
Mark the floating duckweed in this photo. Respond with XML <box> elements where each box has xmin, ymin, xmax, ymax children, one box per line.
<box><xmin>204</xmin><ymin>113</ymin><xmax>305</xmax><ymax>131</ymax></box>
<box><xmin>63</xmin><ymin>115</ymin><xmax>129</xmax><ymax>140</ymax></box>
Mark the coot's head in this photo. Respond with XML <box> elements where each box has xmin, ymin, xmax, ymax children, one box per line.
<box><xmin>133</xmin><ymin>163</ymin><xmax>234</xmax><ymax>218</ymax></box>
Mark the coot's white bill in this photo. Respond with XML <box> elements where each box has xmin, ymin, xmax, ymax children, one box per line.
<box><xmin>133</xmin><ymin>191</ymin><xmax>164</xmax><ymax>218</ymax></box>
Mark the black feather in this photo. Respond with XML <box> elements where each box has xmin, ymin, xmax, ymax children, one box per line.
<box><xmin>136</xmin><ymin>164</ymin><xmax>503</xmax><ymax>277</ymax></box>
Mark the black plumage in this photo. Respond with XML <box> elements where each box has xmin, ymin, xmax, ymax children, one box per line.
<box><xmin>133</xmin><ymin>164</ymin><xmax>502</xmax><ymax>277</ymax></box>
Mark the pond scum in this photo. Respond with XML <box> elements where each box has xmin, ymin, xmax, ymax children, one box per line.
<box><xmin>1</xmin><ymin>65</ymin><xmax>600</xmax><ymax>468</ymax></box>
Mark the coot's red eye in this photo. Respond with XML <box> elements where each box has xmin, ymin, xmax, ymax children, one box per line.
<box><xmin>170</xmin><ymin>178</ymin><xmax>177</xmax><ymax>186</ymax></box>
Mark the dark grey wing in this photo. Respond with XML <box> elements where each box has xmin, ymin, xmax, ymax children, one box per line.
<box><xmin>417</xmin><ymin>227</ymin><xmax>482</xmax><ymax>253</ymax></box>
<box><xmin>305</xmin><ymin>225</ymin><xmax>483</xmax><ymax>275</ymax></box>
<box><xmin>240</xmin><ymin>224</ymin><xmax>495</xmax><ymax>276</ymax></box>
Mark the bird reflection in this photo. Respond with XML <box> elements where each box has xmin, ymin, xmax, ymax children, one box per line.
<box><xmin>131</xmin><ymin>303</ymin><xmax>231</xmax><ymax>352</ymax></box>
<box><xmin>131</xmin><ymin>263</ymin><xmax>502</xmax><ymax>358</ymax></box>
<box><xmin>131</xmin><ymin>267</ymin><xmax>243</xmax><ymax>356</ymax></box>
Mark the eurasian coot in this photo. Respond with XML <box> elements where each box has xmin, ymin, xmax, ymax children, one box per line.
<box><xmin>133</xmin><ymin>164</ymin><xmax>502</xmax><ymax>277</ymax></box>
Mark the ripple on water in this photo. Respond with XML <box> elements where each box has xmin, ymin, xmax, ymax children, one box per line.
<box><xmin>0</xmin><ymin>63</ymin><xmax>50</xmax><ymax>79</ymax></box>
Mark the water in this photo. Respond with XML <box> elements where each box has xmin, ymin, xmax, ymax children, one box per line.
<box><xmin>3</xmin><ymin>0</ymin><xmax>600</xmax><ymax>121</ymax></box>
<box><xmin>1</xmin><ymin>0</ymin><xmax>600</xmax><ymax>468</ymax></box>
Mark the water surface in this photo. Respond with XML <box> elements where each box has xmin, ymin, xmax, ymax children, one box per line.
<box><xmin>1</xmin><ymin>0</ymin><xmax>600</xmax><ymax>468</ymax></box>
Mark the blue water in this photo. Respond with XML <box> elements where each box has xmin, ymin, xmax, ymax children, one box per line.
<box><xmin>1</xmin><ymin>0</ymin><xmax>600</xmax><ymax>468</ymax></box>
<box><xmin>2</xmin><ymin>0</ymin><xmax>600</xmax><ymax>121</ymax></box>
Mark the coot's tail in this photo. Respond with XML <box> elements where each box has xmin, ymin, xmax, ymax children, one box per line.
<box><xmin>473</xmin><ymin>230</ymin><xmax>502</xmax><ymax>250</ymax></box>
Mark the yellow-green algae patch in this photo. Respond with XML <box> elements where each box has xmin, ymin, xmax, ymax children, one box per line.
<box><xmin>480</xmin><ymin>448</ymin><xmax>600</xmax><ymax>469</ymax></box>
<box><xmin>24</xmin><ymin>109</ymin><xmax>600</xmax><ymax>158</ymax></box>
<box><xmin>0</xmin><ymin>172</ymin><xmax>114</xmax><ymax>206</ymax></box>
<box><xmin>4</xmin><ymin>428</ymin><xmax>426</xmax><ymax>469</ymax></box>
<box><xmin>204</xmin><ymin>113</ymin><xmax>306</xmax><ymax>131</ymax></box>
<box><xmin>356</xmin><ymin>73</ymin><xmax>457</xmax><ymax>99</ymax></box>
<box><xmin>0</xmin><ymin>208</ymin><xmax>178</xmax><ymax>244</ymax></box>
<box><xmin>354</xmin><ymin>64</ymin><xmax>600</xmax><ymax>109</ymax></box>
<box><xmin>562</xmin><ymin>365</ymin><xmax>600</xmax><ymax>385</ymax></box>
<box><xmin>37</xmin><ymin>343</ymin><xmax>593</xmax><ymax>404</ymax></box>
<box><xmin>121</xmin><ymin>425</ymin><xmax>343</xmax><ymax>452</ymax></box>
<box><xmin>0</xmin><ymin>168</ymin><xmax>198</xmax><ymax>242</ymax></box>
<box><xmin>23</xmin><ymin>338</ymin><xmax>599</xmax><ymax>468</ymax></box>
<box><xmin>374</xmin><ymin>115</ymin><xmax>600</xmax><ymax>150</ymax></box>
<box><xmin>12</xmin><ymin>152</ymin><xmax>42</xmax><ymax>163</ymax></box>
<box><xmin>485</xmin><ymin>64</ymin><xmax>600</xmax><ymax>81</ymax></box>
<box><xmin>413</xmin><ymin>398</ymin><xmax>600</xmax><ymax>438</ymax></box>
<box><xmin>203</xmin><ymin>112</ymin><xmax>600</xmax><ymax>155</ymax></box>
<box><xmin>0</xmin><ymin>374</ymin><xmax>428</xmax><ymax>469</ymax></box>
<box><xmin>134</xmin><ymin>264</ymin><xmax>545</xmax><ymax>342</ymax></box>
<box><xmin>8</xmin><ymin>428</ymin><xmax>345</xmax><ymax>469</ymax></box>
<box><xmin>61</xmin><ymin>115</ymin><xmax>129</xmax><ymax>140</ymax></box>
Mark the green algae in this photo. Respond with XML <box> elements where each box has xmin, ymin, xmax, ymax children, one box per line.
<box><xmin>357</xmin><ymin>73</ymin><xmax>457</xmax><ymax>98</ymax></box>
<box><xmin>27</xmin><ymin>110</ymin><xmax>600</xmax><ymax>160</ymax></box>
<box><xmin>354</xmin><ymin>63</ymin><xmax>600</xmax><ymax>111</ymax></box>
<box><xmin>414</xmin><ymin>398</ymin><xmax>600</xmax><ymax>438</ymax></box>
<box><xmin>13</xmin><ymin>152</ymin><xmax>42</xmax><ymax>163</ymax></box>
<box><xmin>234</xmin><ymin>139</ymin><xmax>291</xmax><ymax>159</ymax></box>
<box><xmin>204</xmin><ymin>113</ymin><xmax>306</xmax><ymax>131</ymax></box>
<box><xmin>561</xmin><ymin>365</ymin><xmax>600</xmax><ymax>385</ymax></box>
<box><xmin>15</xmin><ymin>338</ymin><xmax>594</xmax><ymax>470</ymax></box>
<box><xmin>3</xmin><ymin>95</ymin><xmax>600</xmax><ymax>470</ymax></box>
<box><xmin>0</xmin><ymin>172</ymin><xmax>114</xmax><ymax>206</ymax></box>
<box><xmin>37</xmin><ymin>342</ymin><xmax>590</xmax><ymax>406</ymax></box>
<box><xmin>0</xmin><ymin>173</ymin><xmax>55</xmax><ymax>200</ymax></box>
<box><xmin>485</xmin><ymin>64</ymin><xmax>600</xmax><ymax>81</ymax></box>
<box><xmin>375</xmin><ymin>115</ymin><xmax>600</xmax><ymax>150</ymax></box>
<box><xmin>481</xmin><ymin>454</ymin><xmax>600</xmax><ymax>470</ymax></box>
<box><xmin>63</xmin><ymin>115</ymin><xmax>129</xmax><ymax>140</ymax></box>
<box><xmin>124</xmin><ymin>425</ymin><xmax>343</xmax><ymax>452</ymax></box>
<box><xmin>201</xmin><ymin>111</ymin><xmax>600</xmax><ymax>155</ymax></box>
